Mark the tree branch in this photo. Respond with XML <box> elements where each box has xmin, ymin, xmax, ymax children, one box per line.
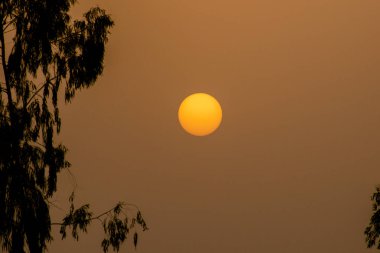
<box><xmin>0</xmin><ymin>15</ymin><xmax>14</xmax><ymax>118</ymax></box>
<box><xmin>51</xmin><ymin>203</ymin><xmax>141</xmax><ymax>226</ymax></box>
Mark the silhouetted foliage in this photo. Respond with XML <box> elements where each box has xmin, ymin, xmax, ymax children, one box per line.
<box><xmin>0</xmin><ymin>1</ymin><xmax>147</xmax><ymax>252</ymax></box>
<box><xmin>57</xmin><ymin>193</ymin><xmax>148</xmax><ymax>252</ymax></box>
<box><xmin>365</xmin><ymin>187</ymin><xmax>380</xmax><ymax>249</ymax></box>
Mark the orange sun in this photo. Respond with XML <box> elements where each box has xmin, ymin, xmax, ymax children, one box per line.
<box><xmin>178</xmin><ymin>93</ymin><xmax>222</xmax><ymax>136</ymax></box>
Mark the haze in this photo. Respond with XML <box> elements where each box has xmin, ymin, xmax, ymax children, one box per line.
<box><xmin>50</xmin><ymin>0</ymin><xmax>380</xmax><ymax>252</ymax></box>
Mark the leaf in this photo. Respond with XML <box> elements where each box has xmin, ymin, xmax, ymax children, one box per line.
<box><xmin>133</xmin><ymin>232</ymin><xmax>138</xmax><ymax>248</ymax></box>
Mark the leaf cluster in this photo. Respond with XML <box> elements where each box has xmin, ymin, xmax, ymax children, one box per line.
<box><xmin>365</xmin><ymin>187</ymin><xmax>380</xmax><ymax>249</ymax></box>
<box><xmin>59</xmin><ymin>193</ymin><xmax>93</xmax><ymax>241</ymax></box>
<box><xmin>57</xmin><ymin>193</ymin><xmax>148</xmax><ymax>253</ymax></box>
<box><xmin>101</xmin><ymin>206</ymin><xmax>148</xmax><ymax>252</ymax></box>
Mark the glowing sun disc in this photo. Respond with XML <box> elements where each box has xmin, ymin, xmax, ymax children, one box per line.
<box><xmin>178</xmin><ymin>93</ymin><xmax>222</xmax><ymax>136</ymax></box>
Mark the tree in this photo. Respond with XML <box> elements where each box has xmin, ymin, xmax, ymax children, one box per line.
<box><xmin>0</xmin><ymin>1</ymin><xmax>147</xmax><ymax>252</ymax></box>
<box><xmin>365</xmin><ymin>187</ymin><xmax>380</xmax><ymax>249</ymax></box>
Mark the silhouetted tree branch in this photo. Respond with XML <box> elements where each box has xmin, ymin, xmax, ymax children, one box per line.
<box><xmin>51</xmin><ymin>193</ymin><xmax>148</xmax><ymax>252</ymax></box>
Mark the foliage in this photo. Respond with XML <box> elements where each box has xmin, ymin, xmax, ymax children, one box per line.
<box><xmin>58</xmin><ymin>193</ymin><xmax>148</xmax><ymax>252</ymax></box>
<box><xmin>365</xmin><ymin>187</ymin><xmax>380</xmax><ymax>249</ymax></box>
<box><xmin>0</xmin><ymin>1</ymin><xmax>147</xmax><ymax>252</ymax></box>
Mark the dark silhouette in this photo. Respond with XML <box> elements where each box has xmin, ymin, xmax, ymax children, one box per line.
<box><xmin>0</xmin><ymin>1</ymin><xmax>147</xmax><ymax>252</ymax></box>
<box><xmin>365</xmin><ymin>187</ymin><xmax>380</xmax><ymax>249</ymax></box>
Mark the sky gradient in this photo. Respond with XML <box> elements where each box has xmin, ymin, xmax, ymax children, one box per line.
<box><xmin>50</xmin><ymin>0</ymin><xmax>380</xmax><ymax>252</ymax></box>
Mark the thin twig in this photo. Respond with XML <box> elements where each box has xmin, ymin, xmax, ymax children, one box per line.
<box><xmin>26</xmin><ymin>76</ymin><xmax>57</xmax><ymax>106</ymax></box>
<box><xmin>51</xmin><ymin>204</ymin><xmax>122</xmax><ymax>226</ymax></box>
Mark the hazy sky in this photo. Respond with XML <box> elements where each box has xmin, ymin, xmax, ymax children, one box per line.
<box><xmin>50</xmin><ymin>0</ymin><xmax>380</xmax><ymax>252</ymax></box>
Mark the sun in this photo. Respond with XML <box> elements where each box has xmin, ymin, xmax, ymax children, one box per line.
<box><xmin>178</xmin><ymin>93</ymin><xmax>223</xmax><ymax>136</ymax></box>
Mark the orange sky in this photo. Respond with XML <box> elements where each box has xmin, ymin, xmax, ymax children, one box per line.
<box><xmin>50</xmin><ymin>0</ymin><xmax>380</xmax><ymax>252</ymax></box>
